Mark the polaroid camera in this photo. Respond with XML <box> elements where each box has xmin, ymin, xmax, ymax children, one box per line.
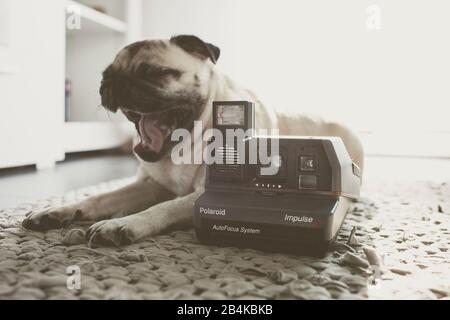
<box><xmin>194</xmin><ymin>101</ymin><xmax>361</xmax><ymax>253</ymax></box>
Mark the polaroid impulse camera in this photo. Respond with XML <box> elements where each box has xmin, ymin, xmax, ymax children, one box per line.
<box><xmin>194</xmin><ymin>101</ymin><xmax>361</xmax><ymax>253</ymax></box>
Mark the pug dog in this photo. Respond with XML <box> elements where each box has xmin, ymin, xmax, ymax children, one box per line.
<box><xmin>22</xmin><ymin>35</ymin><xmax>364</xmax><ymax>246</ymax></box>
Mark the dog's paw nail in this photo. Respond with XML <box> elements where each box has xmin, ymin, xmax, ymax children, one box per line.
<box><xmin>22</xmin><ymin>218</ymin><xmax>36</xmax><ymax>229</ymax></box>
<box><xmin>22</xmin><ymin>213</ymin><xmax>64</xmax><ymax>231</ymax></box>
<box><xmin>118</xmin><ymin>226</ymin><xmax>134</xmax><ymax>245</ymax></box>
<box><xmin>85</xmin><ymin>220</ymin><xmax>135</xmax><ymax>247</ymax></box>
<box><xmin>62</xmin><ymin>229</ymin><xmax>86</xmax><ymax>246</ymax></box>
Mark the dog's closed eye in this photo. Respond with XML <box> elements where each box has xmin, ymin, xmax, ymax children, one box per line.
<box><xmin>138</xmin><ymin>64</ymin><xmax>181</xmax><ymax>80</ymax></box>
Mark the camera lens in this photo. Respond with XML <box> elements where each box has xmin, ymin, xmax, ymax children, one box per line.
<box><xmin>300</xmin><ymin>156</ymin><xmax>316</xmax><ymax>171</ymax></box>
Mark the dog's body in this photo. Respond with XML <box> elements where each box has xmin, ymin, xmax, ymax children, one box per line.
<box><xmin>23</xmin><ymin>36</ymin><xmax>364</xmax><ymax>246</ymax></box>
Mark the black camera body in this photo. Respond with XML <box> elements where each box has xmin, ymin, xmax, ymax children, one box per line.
<box><xmin>194</xmin><ymin>101</ymin><xmax>361</xmax><ymax>253</ymax></box>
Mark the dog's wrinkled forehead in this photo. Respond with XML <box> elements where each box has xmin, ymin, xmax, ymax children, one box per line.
<box><xmin>113</xmin><ymin>39</ymin><xmax>205</xmax><ymax>73</ymax></box>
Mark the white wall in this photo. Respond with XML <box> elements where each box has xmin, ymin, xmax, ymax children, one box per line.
<box><xmin>142</xmin><ymin>0</ymin><xmax>450</xmax><ymax>135</ymax></box>
<box><xmin>142</xmin><ymin>0</ymin><xmax>241</xmax><ymax>82</ymax></box>
<box><xmin>0</xmin><ymin>0</ymin><xmax>11</xmax><ymax>47</ymax></box>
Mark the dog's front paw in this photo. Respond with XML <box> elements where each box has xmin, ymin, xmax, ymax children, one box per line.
<box><xmin>86</xmin><ymin>217</ymin><xmax>137</xmax><ymax>247</ymax></box>
<box><xmin>22</xmin><ymin>206</ymin><xmax>83</xmax><ymax>231</ymax></box>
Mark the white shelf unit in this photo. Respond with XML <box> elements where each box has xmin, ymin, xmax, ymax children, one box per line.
<box><xmin>0</xmin><ymin>0</ymin><xmax>142</xmax><ymax>170</ymax></box>
<box><xmin>66</xmin><ymin>0</ymin><xmax>127</xmax><ymax>35</ymax></box>
<box><xmin>64</xmin><ymin>0</ymin><xmax>141</xmax><ymax>153</ymax></box>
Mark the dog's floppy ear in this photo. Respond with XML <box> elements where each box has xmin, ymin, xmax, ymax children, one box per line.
<box><xmin>99</xmin><ymin>64</ymin><xmax>119</xmax><ymax>113</ymax></box>
<box><xmin>170</xmin><ymin>35</ymin><xmax>220</xmax><ymax>64</ymax></box>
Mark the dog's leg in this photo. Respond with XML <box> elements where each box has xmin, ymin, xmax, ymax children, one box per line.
<box><xmin>85</xmin><ymin>188</ymin><xmax>204</xmax><ymax>247</ymax></box>
<box><xmin>22</xmin><ymin>177</ymin><xmax>175</xmax><ymax>231</ymax></box>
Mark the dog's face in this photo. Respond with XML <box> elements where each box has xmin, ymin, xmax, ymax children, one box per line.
<box><xmin>100</xmin><ymin>35</ymin><xmax>220</xmax><ymax>162</ymax></box>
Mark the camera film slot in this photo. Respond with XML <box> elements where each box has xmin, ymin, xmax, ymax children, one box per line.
<box><xmin>210</xmin><ymin>145</ymin><xmax>245</xmax><ymax>182</ymax></box>
<box><xmin>217</xmin><ymin>145</ymin><xmax>240</xmax><ymax>164</ymax></box>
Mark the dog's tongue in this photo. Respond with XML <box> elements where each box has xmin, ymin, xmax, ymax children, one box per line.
<box><xmin>138</xmin><ymin>115</ymin><xmax>170</xmax><ymax>153</ymax></box>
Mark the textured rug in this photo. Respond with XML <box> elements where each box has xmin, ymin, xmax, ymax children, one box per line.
<box><xmin>0</xmin><ymin>178</ymin><xmax>448</xmax><ymax>300</ymax></box>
